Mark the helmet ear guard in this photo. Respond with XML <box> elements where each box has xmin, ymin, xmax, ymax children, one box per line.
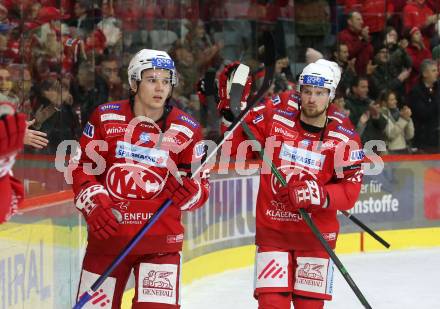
<box><xmin>127</xmin><ymin>49</ymin><xmax>178</xmax><ymax>90</ymax></box>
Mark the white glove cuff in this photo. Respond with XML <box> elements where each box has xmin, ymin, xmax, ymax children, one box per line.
<box><xmin>75</xmin><ymin>184</ymin><xmax>109</xmax><ymax>215</ymax></box>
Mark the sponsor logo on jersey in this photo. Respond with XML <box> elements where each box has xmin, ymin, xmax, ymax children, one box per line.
<box><xmin>194</xmin><ymin>141</ymin><xmax>206</xmax><ymax>159</ymax></box>
<box><xmin>116</xmin><ymin>141</ymin><xmax>168</xmax><ymax>167</ymax></box>
<box><xmin>336</xmin><ymin>125</ymin><xmax>354</xmax><ymax>136</ymax></box>
<box><xmin>349</xmin><ymin>149</ymin><xmax>365</xmax><ymax>162</ymax></box>
<box><xmin>101</xmin><ymin>113</ymin><xmax>126</xmax><ymax>122</ymax></box>
<box><xmin>320</xmin><ymin>140</ymin><xmax>336</xmax><ymax>149</ymax></box>
<box><xmin>271</xmin><ymin>95</ymin><xmax>281</xmax><ymax>105</ymax></box>
<box><xmin>179</xmin><ymin>115</ymin><xmax>199</xmax><ymax>128</ymax></box>
<box><xmin>270</xmin><ymin>123</ymin><xmax>298</xmax><ymax>140</ymax></box>
<box><xmin>162</xmin><ymin>135</ymin><xmax>186</xmax><ymax>146</ymax></box>
<box><xmin>300</xmin><ymin>139</ymin><xmax>312</xmax><ymax>147</ymax></box>
<box><xmin>273</xmin><ymin>114</ymin><xmax>295</xmax><ymax>127</ymax></box>
<box><xmin>167</xmin><ymin>234</ymin><xmax>184</xmax><ymax>244</ymax></box>
<box><xmin>253</xmin><ymin>114</ymin><xmax>264</xmax><ymax>124</ymax></box>
<box><xmin>138</xmin><ymin>263</ymin><xmax>177</xmax><ymax>304</ymax></box>
<box><xmin>83</xmin><ymin>121</ymin><xmax>94</xmax><ymax>138</ymax></box>
<box><xmin>169</xmin><ymin>123</ymin><xmax>194</xmax><ymax>138</ymax></box>
<box><xmin>287</xmin><ymin>99</ymin><xmax>299</xmax><ymax>110</ymax></box>
<box><xmin>256</xmin><ymin>252</ymin><xmax>289</xmax><ymax>288</ymax></box>
<box><xmin>322</xmin><ymin>232</ymin><xmax>337</xmax><ymax>241</ymax></box>
<box><xmin>99</xmin><ymin>103</ymin><xmax>121</xmax><ymax>112</ymax></box>
<box><xmin>104</xmin><ymin>123</ymin><xmax>130</xmax><ymax>137</ymax></box>
<box><xmin>139</xmin><ymin>132</ymin><xmax>151</xmax><ymax>142</ymax></box>
<box><xmin>253</xmin><ymin>105</ymin><xmax>265</xmax><ymax>112</ymax></box>
<box><xmin>333</xmin><ymin>111</ymin><xmax>346</xmax><ymax>119</ymax></box>
<box><xmin>275</xmin><ymin>109</ymin><xmax>295</xmax><ymax>117</ymax></box>
<box><xmin>279</xmin><ymin>143</ymin><xmax>325</xmax><ymax>170</ymax></box>
<box><xmin>328</xmin><ymin>130</ymin><xmax>349</xmax><ymax>142</ymax></box>
<box><xmin>303</xmin><ymin>132</ymin><xmax>317</xmax><ymax>138</ymax></box>
<box><xmin>295</xmin><ymin>257</ymin><xmax>333</xmax><ymax>295</ymax></box>
<box><xmin>106</xmin><ymin>163</ymin><xmax>166</xmax><ymax>200</ymax></box>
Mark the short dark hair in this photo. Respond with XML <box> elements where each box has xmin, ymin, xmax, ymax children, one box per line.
<box><xmin>351</xmin><ymin>76</ymin><xmax>369</xmax><ymax>88</ymax></box>
<box><xmin>347</xmin><ymin>11</ymin><xmax>361</xmax><ymax>21</ymax></box>
<box><xmin>420</xmin><ymin>59</ymin><xmax>437</xmax><ymax>75</ymax></box>
<box><xmin>332</xmin><ymin>42</ymin><xmax>348</xmax><ymax>55</ymax></box>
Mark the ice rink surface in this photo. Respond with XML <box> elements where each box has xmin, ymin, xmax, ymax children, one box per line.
<box><xmin>182</xmin><ymin>248</ymin><xmax>440</xmax><ymax>308</ymax></box>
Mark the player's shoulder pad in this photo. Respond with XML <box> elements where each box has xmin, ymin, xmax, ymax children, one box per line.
<box><xmin>326</xmin><ymin>121</ymin><xmax>360</xmax><ymax>144</ymax></box>
<box><xmin>281</xmin><ymin>90</ymin><xmax>300</xmax><ymax>111</ymax></box>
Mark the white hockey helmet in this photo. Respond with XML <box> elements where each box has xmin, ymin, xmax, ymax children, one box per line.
<box><xmin>127</xmin><ymin>49</ymin><xmax>178</xmax><ymax>89</ymax></box>
<box><xmin>315</xmin><ymin>59</ymin><xmax>341</xmax><ymax>86</ymax></box>
<box><xmin>299</xmin><ymin>62</ymin><xmax>337</xmax><ymax>100</ymax></box>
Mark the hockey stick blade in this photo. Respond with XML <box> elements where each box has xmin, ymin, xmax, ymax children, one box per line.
<box><xmin>73</xmin><ymin>32</ymin><xmax>277</xmax><ymax>309</ymax></box>
<box><xmin>229</xmin><ymin>64</ymin><xmax>250</xmax><ymax>117</ymax></box>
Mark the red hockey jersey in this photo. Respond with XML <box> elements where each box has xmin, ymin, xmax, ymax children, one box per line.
<box><xmin>227</xmin><ymin>104</ymin><xmax>364</xmax><ymax>250</ymax></box>
<box><xmin>72</xmin><ymin>100</ymin><xmax>209</xmax><ymax>255</ymax></box>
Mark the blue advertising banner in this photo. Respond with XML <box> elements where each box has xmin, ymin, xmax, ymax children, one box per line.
<box><xmin>340</xmin><ymin>168</ymin><xmax>415</xmax><ymax>225</ymax></box>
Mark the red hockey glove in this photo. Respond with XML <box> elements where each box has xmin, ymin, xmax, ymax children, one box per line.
<box><xmin>217</xmin><ymin>62</ymin><xmax>252</xmax><ymax>121</ymax></box>
<box><xmin>163</xmin><ymin>176</ymin><xmax>201</xmax><ymax>211</ymax></box>
<box><xmin>75</xmin><ymin>184</ymin><xmax>119</xmax><ymax>240</ymax></box>
<box><xmin>0</xmin><ymin>112</ymin><xmax>26</xmax><ymax>178</ymax></box>
<box><xmin>276</xmin><ymin>179</ymin><xmax>329</xmax><ymax>210</ymax></box>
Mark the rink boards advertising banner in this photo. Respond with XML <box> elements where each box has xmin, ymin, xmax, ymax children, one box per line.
<box><xmin>184</xmin><ymin>164</ymin><xmax>416</xmax><ymax>257</ymax></box>
<box><xmin>340</xmin><ymin>168</ymin><xmax>415</xmax><ymax>225</ymax></box>
<box><xmin>0</xmin><ymin>220</ymin><xmax>54</xmax><ymax>309</ymax></box>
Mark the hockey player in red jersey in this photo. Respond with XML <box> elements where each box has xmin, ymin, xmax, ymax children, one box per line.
<box><xmin>0</xmin><ymin>105</ymin><xmax>26</xmax><ymax>223</ymax></box>
<box><xmin>72</xmin><ymin>49</ymin><xmax>209</xmax><ymax>308</ymax></box>
<box><xmin>219</xmin><ymin>61</ymin><xmax>364</xmax><ymax>309</ymax></box>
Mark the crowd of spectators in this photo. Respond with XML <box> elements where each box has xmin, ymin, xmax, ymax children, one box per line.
<box><xmin>1</xmin><ymin>0</ymin><xmax>439</xmax><ymax>155</ymax></box>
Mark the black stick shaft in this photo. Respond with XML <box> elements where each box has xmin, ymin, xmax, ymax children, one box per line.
<box><xmin>341</xmin><ymin>210</ymin><xmax>390</xmax><ymax>248</ymax></box>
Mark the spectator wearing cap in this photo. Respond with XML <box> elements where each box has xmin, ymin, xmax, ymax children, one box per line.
<box><xmin>407</xmin><ymin>59</ymin><xmax>440</xmax><ymax>153</ymax></box>
<box><xmin>338</xmin><ymin>11</ymin><xmax>374</xmax><ymax>75</ymax></box>
<box><xmin>406</xmin><ymin>26</ymin><xmax>432</xmax><ymax>92</ymax></box>
<box><xmin>403</xmin><ymin>0</ymin><xmax>438</xmax><ymax>48</ymax></box>
<box><xmin>370</xmin><ymin>43</ymin><xmax>411</xmax><ymax>100</ymax></box>
<box><xmin>305</xmin><ymin>48</ymin><xmax>323</xmax><ymax>64</ymax></box>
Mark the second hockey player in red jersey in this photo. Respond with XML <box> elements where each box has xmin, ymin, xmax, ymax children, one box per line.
<box><xmin>72</xmin><ymin>49</ymin><xmax>209</xmax><ymax>308</ymax></box>
<box><xmin>0</xmin><ymin>105</ymin><xmax>26</xmax><ymax>224</ymax></box>
<box><xmin>219</xmin><ymin>61</ymin><xmax>364</xmax><ymax>309</ymax></box>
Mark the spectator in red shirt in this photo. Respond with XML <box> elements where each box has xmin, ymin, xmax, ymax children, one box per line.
<box><xmin>403</xmin><ymin>0</ymin><xmax>438</xmax><ymax>48</ymax></box>
<box><xmin>406</xmin><ymin>27</ymin><xmax>432</xmax><ymax>92</ymax></box>
<box><xmin>344</xmin><ymin>0</ymin><xmax>394</xmax><ymax>45</ymax></box>
<box><xmin>338</xmin><ymin>11</ymin><xmax>374</xmax><ymax>75</ymax></box>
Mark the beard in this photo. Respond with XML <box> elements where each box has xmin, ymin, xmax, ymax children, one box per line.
<box><xmin>301</xmin><ymin>105</ymin><xmax>328</xmax><ymax>118</ymax></box>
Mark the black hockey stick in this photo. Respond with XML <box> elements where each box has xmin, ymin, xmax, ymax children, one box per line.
<box><xmin>73</xmin><ymin>31</ymin><xmax>276</xmax><ymax>309</ymax></box>
<box><xmin>229</xmin><ymin>66</ymin><xmax>372</xmax><ymax>309</ymax></box>
<box><xmin>340</xmin><ymin>210</ymin><xmax>390</xmax><ymax>248</ymax></box>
